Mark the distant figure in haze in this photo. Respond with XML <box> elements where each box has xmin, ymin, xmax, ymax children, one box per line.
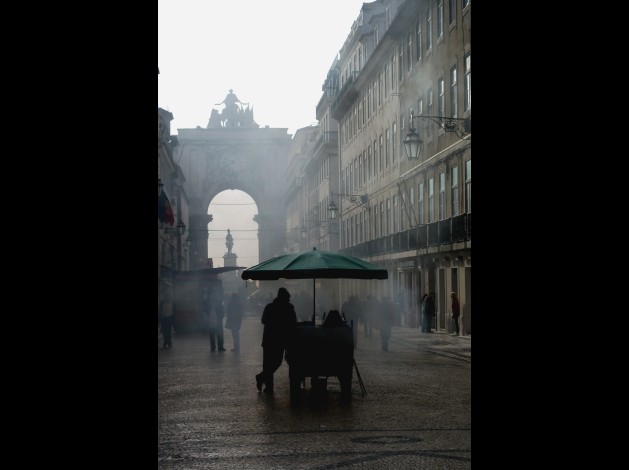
<box><xmin>255</xmin><ymin>287</ymin><xmax>297</xmax><ymax>395</ymax></box>
<box><xmin>225</xmin><ymin>292</ymin><xmax>244</xmax><ymax>351</ymax></box>
<box><xmin>205</xmin><ymin>292</ymin><xmax>226</xmax><ymax>352</ymax></box>
<box><xmin>159</xmin><ymin>288</ymin><xmax>176</xmax><ymax>349</ymax></box>
<box><xmin>423</xmin><ymin>291</ymin><xmax>436</xmax><ymax>333</ymax></box>
<box><xmin>419</xmin><ymin>293</ymin><xmax>428</xmax><ymax>332</ymax></box>
<box><xmin>451</xmin><ymin>292</ymin><xmax>461</xmax><ymax>336</ymax></box>
<box><xmin>376</xmin><ymin>296</ymin><xmax>395</xmax><ymax>351</ymax></box>
<box><xmin>341</xmin><ymin>295</ymin><xmax>361</xmax><ymax>348</ymax></box>
<box><xmin>225</xmin><ymin>229</ymin><xmax>234</xmax><ymax>254</ymax></box>
<box><xmin>363</xmin><ymin>294</ymin><xmax>377</xmax><ymax>338</ymax></box>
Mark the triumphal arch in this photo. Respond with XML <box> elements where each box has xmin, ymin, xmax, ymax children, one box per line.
<box><xmin>176</xmin><ymin>90</ymin><xmax>292</xmax><ymax>270</ymax></box>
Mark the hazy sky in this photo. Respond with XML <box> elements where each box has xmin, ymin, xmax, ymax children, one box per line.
<box><xmin>159</xmin><ymin>0</ymin><xmax>369</xmax><ymax>267</ymax></box>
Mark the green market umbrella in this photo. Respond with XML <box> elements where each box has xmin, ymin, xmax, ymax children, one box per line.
<box><xmin>241</xmin><ymin>247</ymin><xmax>388</xmax><ymax>321</ymax></box>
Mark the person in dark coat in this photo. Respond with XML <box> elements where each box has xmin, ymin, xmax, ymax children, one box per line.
<box><xmin>451</xmin><ymin>292</ymin><xmax>461</xmax><ymax>336</ymax></box>
<box><xmin>159</xmin><ymin>288</ymin><xmax>176</xmax><ymax>349</ymax></box>
<box><xmin>341</xmin><ymin>295</ymin><xmax>360</xmax><ymax>348</ymax></box>
<box><xmin>204</xmin><ymin>292</ymin><xmax>226</xmax><ymax>352</ymax></box>
<box><xmin>377</xmin><ymin>296</ymin><xmax>395</xmax><ymax>351</ymax></box>
<box><xmin>255</xmin><ymin>287</ymin><xmax>297</xmax><ymax>395</ymax></box>
<box><xmin>420</xmin><ymin>293</ymin><xmax>428</xmax><ymax>332</ymax></box>
<box><xmin>423</xmin><ymin>291</ymin><xmax>436</xmax><ymax>333</ymax></box>
<box><xmin>225</xmin><ymin>293</ymin><xmax>244</xmax><ymax>351</ymax></box>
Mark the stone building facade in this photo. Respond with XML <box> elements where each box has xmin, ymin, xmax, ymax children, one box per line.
<box><xmin>286</xmin><ymin>0</ymin><xmax>471</xmax><ymax>334</ymax></box>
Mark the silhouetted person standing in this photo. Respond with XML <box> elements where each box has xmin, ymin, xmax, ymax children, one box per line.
<box><xmin>451</xmin><ymin>292</ymin><xmax>461</xmax><ymax>336</ymax></box>
<box><xmin>205</xmin><ymin>293</ymin><xmax>226</xmax><ymax>352</ymax></box>
<box><xmin>225</xmin><ymin>292</ymin><xmax>243</xmax><ymax>351</ymax></box>
<box><xmin>159</xmin><ymin>288</ymin><xmax>176</xmax><ymax>349</ymax></box>
<box><xmin>377</xmin><ymin>296</ymin><xmax>395</xmax><ymax>351</ymax></box>
<box><xmin>342</xmin><ymin>295</ymin><xmax>360</xmax><ymax>348</ymax></box>
<box><xmin>423</xmin><ymin>291</ymin><xmax>436</xmax><ymax>333</ymax></box>
<box><xmin>255</xmin><ymin>287</ymin><xmax>297</xmax><ymax>395</ymax></box>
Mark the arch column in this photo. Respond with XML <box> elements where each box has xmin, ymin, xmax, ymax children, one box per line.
<box><xmin>188</xmin><ymin>213</ymin><xmax>213</xmax><ymax>270</ymax></box>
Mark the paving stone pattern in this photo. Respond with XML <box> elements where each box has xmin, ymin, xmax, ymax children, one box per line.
<box><xmin>158</xmin><ymin>315</ymin><xmax>471</xmax><ymax>469</ymax></box>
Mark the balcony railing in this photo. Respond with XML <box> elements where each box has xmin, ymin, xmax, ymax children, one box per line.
<box><xmin>339</xmin><ymin>213</ymin><xmax>470</xmax><ymax>258</ymax></box>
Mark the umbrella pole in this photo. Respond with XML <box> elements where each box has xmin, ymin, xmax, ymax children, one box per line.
<box><xmin>311</xmin><ymin>277</ymin><xmax>316</xmax><ymax>324</ymax></box>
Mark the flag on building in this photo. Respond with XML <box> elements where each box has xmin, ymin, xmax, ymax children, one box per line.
<box><xmin>158</xmin><ymin>191</ymin><xmax>175</xmax><ymax>225</ymax></box>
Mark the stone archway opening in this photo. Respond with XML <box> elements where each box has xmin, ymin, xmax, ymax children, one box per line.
<box><xmin>207</xmin><ymin>189</ymin><xmax>259</xmax><ymax>269</ymax></box>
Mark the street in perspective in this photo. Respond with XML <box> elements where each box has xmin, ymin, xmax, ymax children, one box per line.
<box><xmin>158</xmin><ymin>315</ymin><xmax>471</xmax><ymax>469</ymax></box>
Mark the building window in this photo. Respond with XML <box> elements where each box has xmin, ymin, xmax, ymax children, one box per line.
<box><xmin>437</xmin><ymin>1</ymin><xmax>444</xmax><ymax>38</ymax></box>
<box><xmin>400</xmin><ymin>191</ymin><xmax>406</xmax><ymax>231</ymax></box>
<box><xmin>450</xmin><ymin>65</ymin><xmax>457</xmax><ymax>118</ymax></box>
<box><xmin>451</xmin><ymin>165</ymin><xmax>459</xmax><ymax>216</ymax></box>
<box><xmin>427</xmin><ymin>88</ymin><xmax>434</xmax><ymax>140</ymax></box>
<box><xmin>463</xmin><ymin>0</ymin><xmax>470</xmax><ymax>8</ymax></box>
<box><xmin>370</xmin><ymin>82</ymin><xmax>374</xmax><ymax>114</ymax></box>
<box><xmin>362</xmin><ymin>150</ymin><xmax>367</xmax><ymax>187</ymax></box>
<box><xmin>417</xmin><ymin>98</ymin><xmax>424</xmax><ymax>141</ymax></box>
<box><xmin>449</xmin><ymin>0</ymin><xmax>456</xmax><ymax>25</ymax></box>
<box><xmin>465</xmin><ymin>160</ymin><xmax>471</xmax><ymax>213</ymax></box>
<box><xmin>374</xmin><ymin>203</ymin><xmax>379</xmax><ymax>238</ymax></box>
<box><xmin>409</xmin><ymin>187</ymin><xmax>414</xmax><ymax>226</ymax></box>
<box><xmin>384</xmin><ymin>62</ymin><xmax>389</xmax><ymax>99</ymax></box>
<box><xmin>428</xmin><ymin>178</ymin><xmax>434</xmax><ymax>222</ymax></box>
<box><xmin>464</xmin><ymin>53</ymin><xmax>471</xmax><ymax>112</ymax></box>
<box><xmin>385</xmin><ymin>128</ymin><xmax>390</xmax><ymax>168</ymax></box>
<box><xmin>438</xmin><ymin>78</ymin><xmax>445</xmax><ymax>126</ymax></box>
<box><xmin>439</xmin><ymin>171</ymin><xmax>446</xmax><ymax>220</ymax></box>
<box><xmin>368</xmin><ymin>144</ymin><xmax>372</xmax><ymax>180</ymax></box>
<box><xmin>392</xmin><ymin>121</ymin><xmax>397</xmax><ymax>164</ymax></box>
<box><xmin>358</xmin><ymin>100</ymin><xmax>362</xmax><ymax>128</ymax></box>
<box><xmin>393</xmin><ymin>195</ymin><xmax>398</xmax><ymax>233</ymax></box>
<box><xmin>398</xmin><ymin>40</ymin><xmax>404</xmax><ymax>82</ymax></box>
<box><xmin>379</xmin><ymin>201</ymin><xmax>385</xmax><ymax>237</ymax></box>
<box><xmin>379</xmin><ymin>134</ymin><xmax>384</xmax><ymax>172</ymax></box>
<box><xmin>386</xmin><ymin>199</ymin><xmax>391</xmax><ymax>235</ymax></box>
<box><xmin>426</xmin><ymin>9</ymin><xmax>432</xmax><ymax>51</ymax></box>
<box><xmin>418</xmin><ymin>182</ymin><xmax>425</xmax><ymax>224</ymax></box>
<box><xmin>373</xmin><ymin>138</ymin><xmax>378</xmax><ymax>173</ymax></box>
<box><xmin>350</xmin><ymin>161</ymin><xmax>354</xmax><ymax>194</ymax></box>
<box><xmin>415</xmin><ymin>19</ymin><xmax>422</xmax><ymax>62</ymax></box>
<box><xmin>407</xmin><ymin>32</ymin><xmax>413</xmax><ymax>72</ymax></box>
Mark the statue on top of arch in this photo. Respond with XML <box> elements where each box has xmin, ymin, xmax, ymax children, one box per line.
<box><xmin>207</xmin><ymin>89</ymin><xmax>259</xmax><ymax>129</ymax></box>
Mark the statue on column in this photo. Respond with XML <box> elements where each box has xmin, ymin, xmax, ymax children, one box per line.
<box><xmin>225</xmin><ymin>229</ymin><xmax>234</xmax><ymax>254</ymax></box>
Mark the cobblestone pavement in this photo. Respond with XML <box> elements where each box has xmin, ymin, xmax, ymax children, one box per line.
<box><xmin>158</xmin><ymin>316</ymin><xmax>471</xmax><ymax>469</ymax></box>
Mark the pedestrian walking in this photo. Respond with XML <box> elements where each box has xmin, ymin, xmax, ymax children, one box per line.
<box><xmin>451</xmin><ymin>292</ymin><xmax>460</xmax><ymax>336</ymax></box>
<box><xmin>225</xmin><ymin>292</ymin><xmax>244</xmax><ymax>351</ymax></box>
<box><xmin>255</xmin><ymin>287</ymin><xmax>297</xmax><ymax>395</ymax></box>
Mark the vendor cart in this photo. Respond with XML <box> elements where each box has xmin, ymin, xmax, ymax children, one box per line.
<box><xmin>286</xmin><ymin>319</ymin><xmax>354</xmax><ymax>402</ymax></box>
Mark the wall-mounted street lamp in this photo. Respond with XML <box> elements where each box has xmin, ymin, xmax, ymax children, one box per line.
<box><xmin>403</xmin><ymin>112</ymin><xmax>471</xmax><ymax>160</ymax></box>
<box><xmin>327</xmin><ymin>201</ymin><xmax>339</xmax><ymax>220</ymax></box>
<box><xmin>328</xmin><ymin>193</ymin><xmax>369</xmax><ymax>220</ymax></box>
